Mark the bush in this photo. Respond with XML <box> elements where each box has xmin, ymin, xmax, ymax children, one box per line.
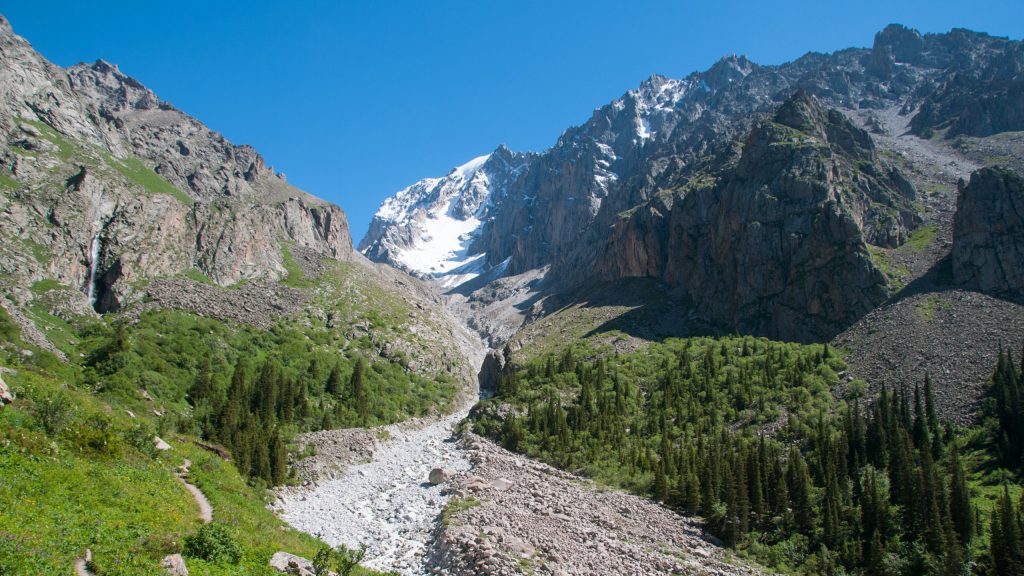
<box><xmin>312</xmin><ymin>543</ymin><xmax>367</xmax><ymax>576</ymax></box>
<box><xmin>37</xmin><ymin>391</ymin><xmax>74</xmax><ymax>436</ymax></box>
<box><xmin>68</xmin><ymin>414</ymin><xmax>121</xmax><ymax>456</ymax></box>
<box><xmin>183</xmin><ymin>523</ymin><xmax>241</xmax><ymax>564</ymax></box>
<box><xmin>125</xmin><ymin>421</ymin><xmax>158</xmax><ymax>457</ymax></box>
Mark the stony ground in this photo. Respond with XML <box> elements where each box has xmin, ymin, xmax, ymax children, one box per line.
<box><xmin>275</xmin><ymin>407</ymin><xmax>475</xmax><ymax>575</ymax></box>
<box><xmin>429</xmin><ymin>434</ymin><xmax>761</xmax><ymax>576</ymax></box>
<box><xmin>835</xmin><ymin>105</ymin><xmax>1024</xmax><ymax>424</ymax></box>
<box><xmin>275</xmin><ymin>413</ymin><xmax>760</xmax><ymax>576</ymax></box>
<box><xmin>835</xmin><ymin>289</ymin><xmax>1024</xmax><ymax>424</ymax></box>
<box><xmin>131</xmin><ymin>278</ymin><xmax>309</xmax><ymax>329</ymax></box>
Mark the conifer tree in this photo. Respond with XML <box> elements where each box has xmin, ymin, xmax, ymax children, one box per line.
<box><xmin>991</xmin><ymin>485</ymin><xmax>1023</xmax><ymax>575</ymax></box>
<box><xmin>189</xmin><ymin>357</ymin><xmax>215</xmax><ymax>406</ymax></box>
<box><xmin>787</xmin><ymin>447</ymin><xmax>814</xmax><ymax>534</ymax></box>
<box><xmin>326</xmin><ymin>364</ymin><xmax>343</xmax><ymax>397</ymax></box>
<box><xmin>948</xmin><ymin>444</ymin><xmax>974</xmax><ymax>546</ymax></box>
<box><xmin>270</xmin><ymin>429</ymin><xmax>288</xmax><ymax>485</ymax></box>
<box><xmin>350</xmin><ymin>357</ymin><xmax>368</xmax><ymax>423</ymax></box>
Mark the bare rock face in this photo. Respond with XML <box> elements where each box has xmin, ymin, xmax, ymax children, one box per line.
<box><xmin>159</xmin><ymin>554</ymin><xmax>188</xmax><ymax>576</ymax></box>
<box><xmin>866</xmin><ymin>24</ymin><xmax>926</xmax><ymax>78</ymax></box>
<box><xmin>953</xmin><ymin>167</ymin><xmax>1024</xmax><ymax>293</ymax></box>
<box><xmin>0</xmin><ymin>20</ymin><xmax>351</xmax><ymax>313</ymax></box>
<box><xmin>428</xmin><ymin>467</ymin><xmax>453</xmax><ymax>484</ymax></box>
<box><xmin>476</xmin><ymin>346</ymin><xmax>512</xmax><ymax>394</ymax></box>
<box><xmin>597</xmin><ymin>91</ymin><xmax>917</xmax><ymax>341</ymax></box>
<box><xmin>909</xmin><ymin>32</ymin><xmax>1024</xmax><ymax>138</ymax></box>
<box><xmin>0</xmin><ymin>373</ymin><xmax>13</xmax><ymax>405</ymax></box>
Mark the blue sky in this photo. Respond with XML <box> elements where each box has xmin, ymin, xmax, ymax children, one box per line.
<box><xmin>4</xmin><ymin>1</ymin><xmax>1022</xmax><ymax>243</ymax></box>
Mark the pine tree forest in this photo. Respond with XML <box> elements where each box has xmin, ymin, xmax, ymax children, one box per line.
<box><xmin>472</xmin><ymin>337</ymin><xmax>1024</xmax><ymax>575</ymax></box>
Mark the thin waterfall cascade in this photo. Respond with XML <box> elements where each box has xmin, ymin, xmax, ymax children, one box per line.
<box><xmin>86</xmin><ymin>233</ymin><xmax>101</xmax><ymax>306</ymax></box>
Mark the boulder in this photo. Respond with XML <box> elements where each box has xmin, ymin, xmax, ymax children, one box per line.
<box><xmin>428</xmin><ymin>467</ymin><xmax>453</xmax><ymax>485</ymax></box>
<box><xmin>160</xmin><ymin>554</ymin><xmax>188</xmax><ymax>576</ymax></box>
<box><xmin>490</xmin><ymin>477</ymin><xmax>513</xmax><ymax>491</ymax></box>
<box><xmin>269</xmin><ymin>551</ymin><xmax>324</xmax><ymax>576</ymax></box>
<box><xmin>464</xmin><ymin>475</ymin><xmax>491</xmax><ymax>492</ymax></box>
<box><xmin>153</xmin><ymin>436</ymin><xmax>172</xmax><ymax>451</ymax></box>
<box><xmin>0</xmin><ymin>374</ymin><xmax>13</xmax><ymax>406</ymax></box>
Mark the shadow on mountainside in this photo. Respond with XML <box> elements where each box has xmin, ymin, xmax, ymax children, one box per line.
<box><xmin>544</xmin><ymin>278</ymin><xmax>719</xmax><ymax>343</ymax></box>
<box><xmin>835</xmin><ymin>253</ymin><xmax>1024</xmax><ymax>424</ymax></box>
<box><xmin>889</xmin><ymin>254</ymin><xmax>1024</xmax><ymax>309</ymax></box>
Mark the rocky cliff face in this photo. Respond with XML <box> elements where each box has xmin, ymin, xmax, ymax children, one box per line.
<box><xmin>0</xmin><ymin>16</ymin><xmax>350</xmax><ymax>312</ymax></box>
<box><xmin>953</xmin><ymin>167</ymin><xmax>1024</xmax><ymax>293</ymax></box>
<box><xmin>905</xmin><ymin>28</ymin><xmax>1024</xmax><ymax>138</ymax></box>
<box><xmin>598</xmin><ymin>91</ymin><xmax>917</xmax><ymax>341</ymax></box>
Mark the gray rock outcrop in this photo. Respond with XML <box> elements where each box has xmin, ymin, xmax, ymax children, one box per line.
<box><xmin>159</xmin><ymin>554</ymin><xmax>188</xmax><ymax>576</ymax></box>
<box><xmin>953</xmin><ymin>167</ymin><xmax>1024</xmax><ymax>293</ymax></box>
<box><xmin>0</xmin><ymin>18</ymin><xmax>351</xmax><ymax>313</ymax></box>
<box><xmin>597</xmin><ymin>91</ymin><xmax>918</xmax><ymax>341</ymax></box>
<box><xmin>269</xmin><ymin>551</ymin><xmax>323</xmax><ymax>576</ymax></box>
<box><xmin>0</xmin><ymin>374</ymin><xmax>13</xmax><ymax>405</ymax></box>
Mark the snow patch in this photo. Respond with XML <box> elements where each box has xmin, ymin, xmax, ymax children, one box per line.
<box><xmin>636</xmin><ymin>117</ymin><xmax>653</xmax><ymax>140</ymax></box>
<box><xmin>452</xmin><ymin>154</ymin><xmax>489</xmax><ymax>180</ymax></box>
<box><xmin>392</xmin><ymin>196</ymin><xmax>483</xmax><ymax>281</ymax></box>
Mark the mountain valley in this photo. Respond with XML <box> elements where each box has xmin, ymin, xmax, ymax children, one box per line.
<box><xmin>1</xmin><ymin>13</ymin><xmax>1024</xmax><ymax>576</ymax></box>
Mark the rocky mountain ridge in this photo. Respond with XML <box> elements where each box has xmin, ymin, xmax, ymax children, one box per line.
<box><xmin>594</xmin><ymin>90</ymin><xmax>918</xmax><ymax>341</ymax></box>
<box><xmin>363</xmin><ymin>23</ymin><xmax>1024</xmax><ymax>346</ymax></box>
<box><xmin>0</xmin><ymin>14</ymin><xmax>477</xmax><ymax>390</ymax></box>
<box><xmin>0</xmin><ymin>15</ymin><xmax>349</xmax><ymax>313</ymax></box>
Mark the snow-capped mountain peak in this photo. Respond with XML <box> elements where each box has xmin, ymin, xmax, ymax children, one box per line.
<box><xmin>359</xmin><ymin>146</ymin><xmax>533</xmax><ymax>288</ymax></box>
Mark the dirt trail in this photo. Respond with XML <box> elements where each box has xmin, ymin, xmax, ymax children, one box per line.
<box><xmin>177</xmin><ymin>458</ymin><xmax>213</xmax><ymax>524</ymax></box>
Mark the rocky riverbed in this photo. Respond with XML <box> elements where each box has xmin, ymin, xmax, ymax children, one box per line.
<box><xmin>274</xmin><ymin>405</ymin><xmax>760</xmax><ymax>576</ymax></box>
<box><xmin>275</xmin><ymin>407</ymin><xmax>475</xmax><ymax>575</ymax></box>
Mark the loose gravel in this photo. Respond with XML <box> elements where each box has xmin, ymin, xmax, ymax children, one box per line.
<box><xmin>275</xmin><ymin>407</ymin><xmax>474</xmax><ymax>575</ymax></box>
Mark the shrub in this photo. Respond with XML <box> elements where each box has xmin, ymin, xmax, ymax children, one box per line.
<box><xmin>312</xmin><ymin>543</ymin><xmax>367</xmax><ymax>576</ymax></box>
<box><xmin>183</xmin><ymin>523</ymin><xmax>241</xmax><ymax>564</ymax></box>
<box><xmin>37</xmin><ymin>391</ymin><xmax>74</xmax><ymax>436</ymax></box>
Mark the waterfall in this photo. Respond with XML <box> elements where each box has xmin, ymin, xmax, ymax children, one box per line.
<box><xmin>86</xmin><ymin>233</ymin><xmax>101</xmax><ymax>305</ymax></box>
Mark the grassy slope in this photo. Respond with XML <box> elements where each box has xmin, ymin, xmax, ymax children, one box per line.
<box><xmin>0</xmin><ymin>257</ymin><xmax>455</xmax><ymax>574</ymax></box>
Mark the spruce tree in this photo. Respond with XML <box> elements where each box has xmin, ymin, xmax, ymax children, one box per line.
<box><xmin>991</xmin><ymin>485</ymin><xmax>1023</xmax><ymax>575</ymax></box>
<box><xmin>326</xmin><ymin>364</ymin><xmax>343</xmax><ymax>397</ymax></box>
<box><xmin>350</xmin><ymin>357</ymin><xmax>368</xmax><ymax>423</ymax></box>
<box><xmin>786</xmin><ymin>447</ymin><xmax>814</xmax><ymax>535</ymax></box>
<box><xmin>189</xmin><ymin>357</ymin><xmax>215</xmax><ymax>407</ymax></box>
<box><xmin>941</xmin><ymin>515</ymin><xmax>964</xmax><ymax>576</ymax></box>
<box><xmin>270</xmin><ymin>429</ymin><xmax>288</xmax><ymax>485</ymax></box>
<box><xmin>948</xmin><ymin>445</ymin><xmax>973</xmax><ymax>546</ymax></box>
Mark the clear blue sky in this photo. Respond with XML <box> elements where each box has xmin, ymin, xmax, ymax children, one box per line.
<box><xmin>4</xmin><ymin>1</ymin><xmax>1021</xmax><ymax>243</ymax></box>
